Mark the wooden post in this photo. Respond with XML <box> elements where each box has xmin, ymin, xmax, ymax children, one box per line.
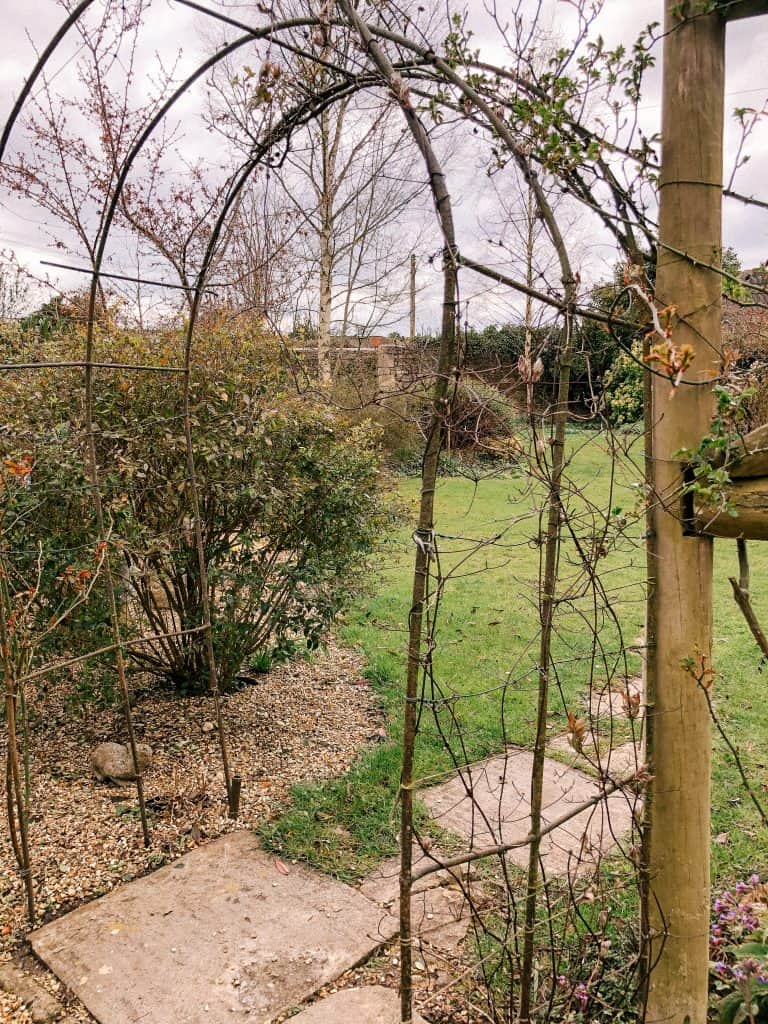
<box><xmin>646</xmin><ymin>5</ymin><xmax>725</xmax><ymax>1021</ymax></box>
<box><xmin>409</xmin><ymin>253</ymin><xmax>416</xmax><ymax>344</ymax></box>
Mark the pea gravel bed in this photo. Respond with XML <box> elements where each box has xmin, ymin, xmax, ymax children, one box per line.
<box><xmin>0</xmin><ymin>640</ymin><xmax>385</xmax><ymax>1021</ymax></box>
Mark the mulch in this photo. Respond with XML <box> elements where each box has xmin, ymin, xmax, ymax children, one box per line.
<box><xmin>0</xmin><ymin>639</ymin><xmax>384</xmax><ymax>1022</ymax></box>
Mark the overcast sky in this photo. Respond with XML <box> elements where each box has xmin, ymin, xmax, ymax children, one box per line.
<box><xmin>1</xmin><ymin>1</ymin><xmax>768</xmax><ymax>328</ymax></box>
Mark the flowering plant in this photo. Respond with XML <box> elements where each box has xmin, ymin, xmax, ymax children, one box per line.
<box><xmin>710</xmin><ymin>875</ymin><xmax>768</xmax><ymax>1024</ymax></box>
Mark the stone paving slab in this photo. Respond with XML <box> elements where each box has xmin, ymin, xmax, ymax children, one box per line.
<box><xmin>547</xmin><ymin>737</ymin><xmax>642</xmax><ymax>779</ymax></box>
<box><xmin>359</xmin><ymin>847</ymin><xmax>470</xmax><ymax>953</ymax></box>
<box><xmin>587</xmin><ymin>676</ymin><xmax>643</xmax><ymax>720</ymax></box>
<box><xmin>31</xmin><ymin>833</ymin><xmax>396</xmax><ymax>1024</ymax></box>
<box><xmin>287</xmin><ymin>986</ymin><xmax>425</xmax><ymax>1023</ymax></box>
<box><xmin>422</xmin><ymin>749</ymin><xmax>637</xmax><ymax>877</ymax></box>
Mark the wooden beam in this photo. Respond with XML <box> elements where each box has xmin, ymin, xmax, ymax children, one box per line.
<box><xmin>694</xmin><ymin>477</ymin><xmax>768</xmax><ymax>538</ymax></box>
<box><xmin>645</xmin><ymin>5</ymin><xmax>724</xmax><ymax>1021</ymax></box>
<box><xmin>721</xmin><ymin>0</ymin><xmax>768</xmax><ymax>21</ymax></box>
<box><xmin>729</xmin><ymin>423</ymin><xmax>768</xmax><ymax>478</ymax></box>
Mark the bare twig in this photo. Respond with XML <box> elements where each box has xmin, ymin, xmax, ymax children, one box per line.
<box><xmin>729</xmin><ymin>539</ymin><xmax>768</xmax><ymax>662</ymax></box>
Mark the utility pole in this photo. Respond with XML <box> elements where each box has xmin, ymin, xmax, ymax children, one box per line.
<box><xmin>409</xmin><ymin>252</ymin><xmax>416</xmax><ymax>343</ymax></box>
<box><xmin>646</xmin><ymin>5</ymin><xmax>723</xmax><ymax>1021</ymax></box>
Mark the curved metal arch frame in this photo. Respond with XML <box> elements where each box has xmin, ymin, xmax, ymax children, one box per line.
<box><xmin>2</xmin><ymin>21</ymin><xmax>615</xmax><ymax>1011</ymax></box>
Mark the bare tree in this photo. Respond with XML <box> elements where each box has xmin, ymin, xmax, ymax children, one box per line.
<box><xmin>208</xmin><ymin>17</ymin><xmax>428</xmax><ymax>380</ymax></box>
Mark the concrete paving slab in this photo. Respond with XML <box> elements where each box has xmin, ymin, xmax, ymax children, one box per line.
<box><xmin>373</xmin><ymin>880</ymin><xmax>470</xmax><ymax>954</ymax></box>
<box><xmin>587</xmin><ymin>676</ymin><xmax>643</xmax><ymax>720</ymax></box>
<box><xmin>422</xmin><ymin>748</ymin><xmax>637</xmax><ymax>877</ymax></box>
<box><xmin>287</xmin><ymin>986</ymin><xmax>425</xmax><ymax>1023</ymax></box>
<box><xmin>359</xmin><ymin>845</ymin><xmax>450</xmax><ymax>905</ymax></box>
<box><xmin>30</xmin><ymin>833</ymin><xmax>396</xmax><ymax>1024</ymax></box>
<box><xmin>547</xmin><ymin>737</ymin><xmax>643</xmax><ymax>779</ymax></box>
<box><xmin>358</xmin><ymin>845</ymin><xmax>470</xmax><ymax>952</ymax></box>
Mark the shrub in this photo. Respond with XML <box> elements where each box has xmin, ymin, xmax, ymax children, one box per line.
<box><xmin>602</xmin><ymin>341</ymin><xmax>644</xmax><ymax>426</ymax></box>
<box><xmin>327</xmin><ymin>376</ymin><xmax>428</xmax><ymax>469</ymax></box>
<box><xmin>0</xmin><ymin>359</ymin><xmax>116</xmax><ymax>695</ymax></box>
<box><xmin>742</xmin><ymin>361</ymin><xmax>768</xmax><ymax>432</ymax></box>
<box><xmin>445</xmin><ymin>378</ymin><xmax>523</xmax><ymax>454</ymax></box>
<box><xmin>0</xmin><ymin>320</ymin><xmax>387</xmax><ymax>695</ymax></box>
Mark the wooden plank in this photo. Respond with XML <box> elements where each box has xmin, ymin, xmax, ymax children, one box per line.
<box><xmin>730</xmin><ymin>450</ymin><xmax>768</xmax><ymax>478</ymax></box>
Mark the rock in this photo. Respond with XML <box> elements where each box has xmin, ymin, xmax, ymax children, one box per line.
<box><xmin>90</xmin><ymin>742</ymin><xmax>152</xmax><ymax>783</ymax></box>
<box><xmin>0</xmin><ymin>962</ymin><xmax>63</xmax><ymax>1022</ymax></box>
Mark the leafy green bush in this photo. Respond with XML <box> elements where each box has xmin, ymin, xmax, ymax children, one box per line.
<box><xmin>602</xmin><ymin>341</ymin><xmax>644</xmax><ymax>426</ymax></box>
<box><xmin>0</xmin><ymin>320</ymin><xmax>387</xmax><ymax>695</ymax></box>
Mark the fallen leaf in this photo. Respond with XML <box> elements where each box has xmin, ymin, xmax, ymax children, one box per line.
<box><xmin>714</xmin><ymin>832</ymin><xmax>729</xmax><ymax>845</ymax></box>
<box><xmin>274</xmin><ymin>857</ymin><xmax>290</xmax><ymax>876</ymax></box>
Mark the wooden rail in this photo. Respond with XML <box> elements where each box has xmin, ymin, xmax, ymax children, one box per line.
<box><xmin>693</xmin><ymin>423</ymin><xmax>768</xmax><ymax>539</ymax></box>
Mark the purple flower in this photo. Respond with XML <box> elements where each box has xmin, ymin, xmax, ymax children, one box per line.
<box><xmin>749</xmin><ymin>874</ymin><xmax>761</xmax><ymax>886</ymax></box>
<box><xmin>574</xmin><ymin>983</ymin><xmax>588</xmax><ymax>1010</ymax></box>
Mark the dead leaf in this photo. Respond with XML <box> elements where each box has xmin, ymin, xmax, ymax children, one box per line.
<box><xmin>274</xmin><ymin>857</ymin><xmax>290</xmax><ymax>876</ymax></box>
<box><xmin>567</xmin><ymin>711</ymin><xmax>587</xmax><ymax>753</ymax></box>
<box><xmin>714</xmin><ymin>832</ymin><xmax>729</xmax><ymax>845</ymax></box>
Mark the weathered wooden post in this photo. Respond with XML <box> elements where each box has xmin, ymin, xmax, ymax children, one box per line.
<box><xmin>647</xmin><ymin>3</ymin><xmax>768</xmax><ymax>1021</ymax></box>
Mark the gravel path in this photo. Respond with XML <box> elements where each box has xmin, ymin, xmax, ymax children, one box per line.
<box><xmin>0</xmin><ymin>638</ymin><xmax>383</xmax><ymax>1022</ymax></box>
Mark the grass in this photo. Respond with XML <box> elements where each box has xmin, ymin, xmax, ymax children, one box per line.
<box><xmin>261</xmin><ymin>427</ymin><xmax>768</xmax><ymax>888</ymax></box>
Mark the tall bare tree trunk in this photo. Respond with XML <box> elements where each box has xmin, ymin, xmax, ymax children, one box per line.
<box><xmin>518</xmin><ymin>296</ymin><xmax>575</xmax><ymax>1024</ymax></box>
<box><xmin>409</xmin><ymin>252</ymin><xmax>416</xmax><ymax>343</ymax></box>
<box><xmin>645</xmin><ymin>6</ymin><xmax>725</xmax><ymax>1021</ymax></box>
<box><xmin>523</xmin><ymin>181</ymin><xmax>536</xmax><ymax>413</ymax></box>
<box><xmin>317</xmin><ymin>108</ymin><xmax>334</xmax><ymax>385</ymax></box>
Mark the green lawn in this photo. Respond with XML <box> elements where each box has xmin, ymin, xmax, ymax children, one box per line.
<box><xmin>262</xmin><ymin>429</ymin><xmax>768</xmax><ymax>886</ymax></box>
